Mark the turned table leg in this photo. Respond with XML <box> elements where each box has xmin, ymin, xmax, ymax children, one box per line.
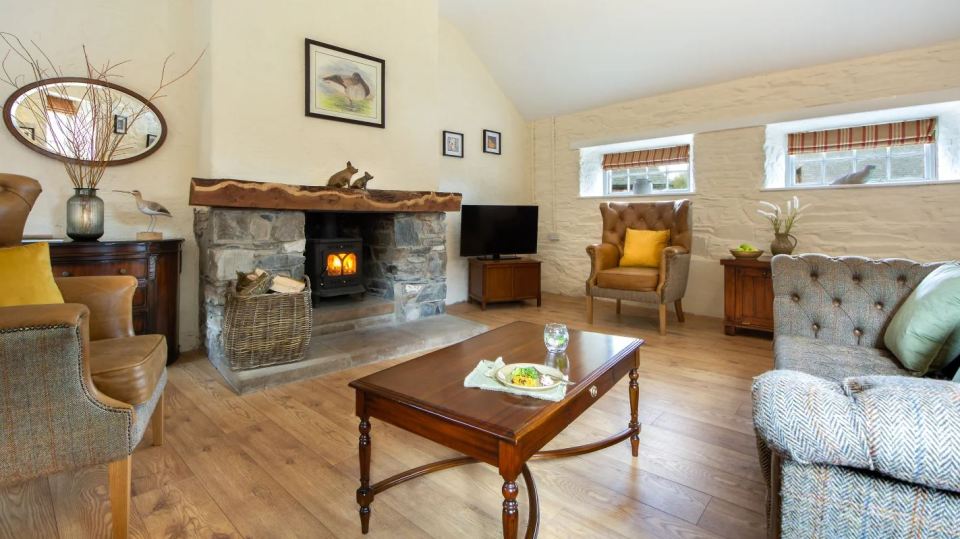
<box><xmin>501</xmin><ymin>478</ymin><xmax>519</xmax><ymax>539</ymax></box>
<box><xmin>357</xmin><ymin>417</ymin><xmax>373</xmax><ymax>534</ymax></box>
<box><xmin>629</xmin><ymin>350</ymin><xmax>640</xmax><ymax>457</ymax></box>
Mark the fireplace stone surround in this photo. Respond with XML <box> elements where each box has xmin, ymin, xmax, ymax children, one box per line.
<box><xmin>189</xmin><ymin>178</ymin><xmax>475</xmax><ymax>393</ymax></box>
<box><xmin>195</xmin><ymin>208</ymin><xmax>450</xmax><ymax>371</ymax></box>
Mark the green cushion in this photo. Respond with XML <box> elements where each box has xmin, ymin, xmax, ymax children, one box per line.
<box><xmin>884</xmin><ymin>264</ymin><xmax>960</xmax><ymax>374</ymax></box>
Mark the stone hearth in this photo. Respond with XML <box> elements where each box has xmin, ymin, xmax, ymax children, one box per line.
<box><xmin>216</xmin><ymin>310</ymin><xmax>484</xmax><ymax>394</ymax></box>
<box><xmin>194</xmin><ymin>206</ymin><xmax>483</xmax><ymax>393</ymax></box>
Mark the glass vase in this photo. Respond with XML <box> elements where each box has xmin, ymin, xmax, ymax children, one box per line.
<box><xmin>544</xmin><ymin>323</ymin><xmax>570</xmax><ymax>353</ymax></box>
<box><xmin>66</xmin><ymin>187</ymin><xmax>104</xmax><ymax>241</ymax></box>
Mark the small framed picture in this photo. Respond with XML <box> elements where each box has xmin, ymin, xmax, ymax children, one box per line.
<box><xmin>483</xmin><ymin>129</ymin><xmax>501</xmax><ymax>155</ymax></box>
<box><xmin>19</xmin><ymin>126</ymin><xmax>35</xmax><ymax>140</ymax></box>
<box><xmin>114</xmin><ymin>114</ymin><xmax>128</xmax><ymax>134</ymax></box>
<box><xmin>442</xmin><ymin>130</ymin><xmax>464</xmax><ymax>158</ymax></box>
<box><xmin>146</xmin><ymin>134</ymin><xmax>158</xmax><ymax>148</ymax></box>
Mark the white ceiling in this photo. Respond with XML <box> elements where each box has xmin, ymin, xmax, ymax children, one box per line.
<box><xmin>439</xmin><ymin>0</ymin><xmax>960</xmax><ymax>119</ymax></box>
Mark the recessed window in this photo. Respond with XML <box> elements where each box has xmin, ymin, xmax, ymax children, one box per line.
<box><xmin>785</xmin><ymin>118</ymin><xmax>937</xmax><ymax>187</ymax></box>
<box><xmin>601</xmin><ymin>144</ymin><xmax>691</xmax><ymax>195</ymax></box>
<box><xmin>605</xmin><ymin>163</ymin><xmax>691</xmax><ymax>194</ymax></box>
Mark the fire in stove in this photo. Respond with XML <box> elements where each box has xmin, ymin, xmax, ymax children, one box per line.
<box><xmin>326</xmin><ymin>252</ymin><xmax>357</xmax><ymax>276</ymax></box>
<box><xmin>305</xmin><ymin>238</ymin><xmax>365</xmax><ymax>301</ymax></box>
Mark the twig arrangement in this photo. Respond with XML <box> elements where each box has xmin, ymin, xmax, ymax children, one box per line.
<box><xmin>0</xmin><ymin>32</ymin><xmax>203</xmax><ymax>189</ymax></box>
<box><xmin>757</xmin><ymin>196</ymin><xmax>809</xmax><ymax>235</ymax></box>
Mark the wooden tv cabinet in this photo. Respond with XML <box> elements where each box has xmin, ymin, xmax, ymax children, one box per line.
<box><xmin>468</xmin><ymin>258</ymin><xmax>541</xmax><ymax>310</ymax></box>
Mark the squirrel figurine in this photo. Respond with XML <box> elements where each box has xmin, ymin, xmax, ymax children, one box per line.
<box><xmin>327</xmin><ymin>161</ymin><xmax>358</xmax><ymax>187</ymax></box>
<box><xmin>351</xmin><ymin>172</ymin><xmax>374</xmax><ymax>189</ymax></box>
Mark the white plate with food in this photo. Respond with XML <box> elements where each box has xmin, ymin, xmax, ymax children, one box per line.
<box><xmin>495</xmin><ymin>363</ymin><xmax>566</xmax><ymax>391</ymax></box>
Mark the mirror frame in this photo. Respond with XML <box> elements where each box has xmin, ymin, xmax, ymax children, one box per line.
<box><xmin>2</xmin><ymin>77</ymin><xmax>167</xmax><ymax>166</ymax></box>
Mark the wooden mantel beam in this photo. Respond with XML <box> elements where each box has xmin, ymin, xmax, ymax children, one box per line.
<box><xmin>189</xmin><ymin>178</ymin><xmax>462</xmax><ymax>213</ymax></box>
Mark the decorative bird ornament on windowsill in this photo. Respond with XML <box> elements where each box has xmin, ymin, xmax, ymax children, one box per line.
<box><xmin>113</xmin><ymin>190</ymin><xmax>171</xmax><ymax>240</ymax></box>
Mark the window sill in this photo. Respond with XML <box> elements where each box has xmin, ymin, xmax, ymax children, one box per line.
<box><xmin>578</xmin><ymin>191</ymin><xmax>695</xmax><ymax>200</ymax></box>
<box><xmin>761</xmin><ymin>179</ymin><xmax>960</xmax><ymax>192</ymax></box>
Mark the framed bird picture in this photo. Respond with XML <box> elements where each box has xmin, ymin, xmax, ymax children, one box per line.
<box><xmin>305</xmin><ymin>38</ymin><xmax>385</xmax><ymax>128</ymax></box>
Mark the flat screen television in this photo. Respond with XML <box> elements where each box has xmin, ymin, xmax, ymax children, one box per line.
<box><xmin>460</xmin><ymin>205</ymin><xmax>538</xmax><ymax>259</ymax></box>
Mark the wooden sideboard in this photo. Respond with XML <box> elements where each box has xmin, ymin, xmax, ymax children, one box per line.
<box><xmin>48</xmin><ymin>239</ymin><xmax>183</xmax><ymax>363</ymax></box>
<box><xmin>721</xmin><ymin>256</ymin><xmax>774</xmax><ymax>336</ymax></box>
<box><xmin>468</xmin><ymin>258</ymin><xmax>541</xmax><ymax>310</ymax></box>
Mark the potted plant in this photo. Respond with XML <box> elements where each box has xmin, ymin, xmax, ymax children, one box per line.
<box><xmin>757</xmin><ymin>196</ymin><xmax>810</xmax><ymax>255</ymax></box>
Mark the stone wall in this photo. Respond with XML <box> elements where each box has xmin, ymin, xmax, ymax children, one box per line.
<box><xmin>195</xmin><ymin>209</ymin><xmax>449</xmax><ymax>363</ymax></box>
<box><xmin>194</xmin><ymin>209</ymin><xmax>307</xmax><ymax>363</ymax></box>
<box><xmin>339</xmin><ymin>212</ymin><xmax>448</xmax><ymax>321</ymax></box>
<box><xmin>531</xmin><ymin>40</ymin><xmax>960</xmax><ymax>318</ymax></box>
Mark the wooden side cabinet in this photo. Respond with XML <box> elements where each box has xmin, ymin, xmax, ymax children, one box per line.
<box><xmin>47</xmin><ymin>239</ymin><xmax>183</xmax><ymax>363</ymax></box>
<box><xmin>468</xmin><ymin>258</ymin><xmax>541</xmax><ymax>310</ymax></box>
<box><xmin>721</xmin><ymin>257</ymin><xmax>774</xmax><ymax>336</ymax></box>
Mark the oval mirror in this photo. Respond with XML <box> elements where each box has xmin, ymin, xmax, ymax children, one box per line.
<box><xmin>2</xmin><ymin>77</ymin><xmax>166</xmax><ymax>166</ymax></box>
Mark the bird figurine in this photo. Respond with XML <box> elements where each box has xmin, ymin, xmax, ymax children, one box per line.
<box><xmin>113</xmin><ymin>190</ymin><xmax>171</xmax><ymax>237</ymax></box>
<box><xmin>831</xmin><ymin>164</ymin><xmax>876</xmax><ymax>185</ymax></box>
<box><xmin>322</xmin><ymin>72</ymin><xmax>371</xmax><ymax>109</ymax></box>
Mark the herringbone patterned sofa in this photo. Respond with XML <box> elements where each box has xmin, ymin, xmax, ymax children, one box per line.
<box><xmin>752</xmin><ymin>254</ymin><xmax>960</xmax><ymax>538</ymax></box>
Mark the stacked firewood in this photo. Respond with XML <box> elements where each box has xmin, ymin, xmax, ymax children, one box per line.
<box><xmin>235</xmin><ymin>268</ymin><xmax>306</xmax><ymax>296</ymax></box>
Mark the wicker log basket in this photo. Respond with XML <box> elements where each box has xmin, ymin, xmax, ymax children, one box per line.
<box><xmin>223</xmin><ymin>276</ymin><xmax>312</xmax><ymax>371</ymax></box>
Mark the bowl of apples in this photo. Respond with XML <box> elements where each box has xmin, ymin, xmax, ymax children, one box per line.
<box><xmin>730</xmin><ymin>243</ymin><xmax>764</xmax><ymax>259</ymax></box>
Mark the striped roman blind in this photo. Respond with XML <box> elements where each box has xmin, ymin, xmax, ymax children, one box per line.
<box><xmin>787</xmin><ymin>118</ymin><xmax>937</xmax><ymax>155</ymax></box>
<box><xmin>602</xmin><ymin>144</ymin><xmax>690</xmax><ymax>170</ymax></box>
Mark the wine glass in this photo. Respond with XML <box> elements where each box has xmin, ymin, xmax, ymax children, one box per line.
<box><xmin>544</xmin><ymin>323</ymin><xmax>569</xmax><ymax>353</ymax></box>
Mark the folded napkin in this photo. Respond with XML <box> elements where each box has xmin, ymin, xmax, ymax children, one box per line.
<box><xmin>463</xmin><ymin>357</ymin><xmax>567</xmax><ymax>402</ymax></box>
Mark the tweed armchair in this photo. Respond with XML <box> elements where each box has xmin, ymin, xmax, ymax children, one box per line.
<box><xmin>585</xmin><ymin>200</ymin><xmax>692</xmax><ymax>335</ymax></box>
<box><xmin>0</xmin><ymin>173</ymin><xmax>166</xmax><ymax>538</ymax></box>
<box><xmin>753</xmin><ymin>254</ymin><xmax>960</xmax><ymax>538</ymax></box>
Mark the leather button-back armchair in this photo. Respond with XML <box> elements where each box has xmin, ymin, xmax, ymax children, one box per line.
<box><xmin>585</xmin><ymin>200</ymin><xmax>692</xmax><ymax>335</ymax></box>
<box><xmin>0</xmin><ymin>173</ymin><xmax>166</xmax><ymax>538</ymax></box>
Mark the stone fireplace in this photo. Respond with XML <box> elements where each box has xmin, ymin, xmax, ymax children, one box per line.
<box><xmin>190</xmin><ymin>178</ymin><xmax>482</xmax><ymax>393</ymax></box>
<box><xmin>195</xmin><ymin>209</ymin><xmax>450</xmax><ymax>358</ymax></box>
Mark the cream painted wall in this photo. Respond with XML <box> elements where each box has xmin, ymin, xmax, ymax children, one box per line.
<box><xmin>0</xmin><ymin>1</ymin><xmax>205</xmax><ymax>349</ymax></box>
<box><xmin>201</xmin><ymin>0</ymin><xmax>440</xmax><ymax>191</ymax></box>
<box><xmin>532</xmin><ymin>40</ymin><xmax>960</xmax><ymax>320</ymax></box>
<box><xmin>0</xmin><ymin>1</ymin><xmax>533</xmax><ymax>351</ymax></box>
<box><xmin>437</xmin><ymin>20</ymin><xmax>532</xmax><ymax>302</ymax></box>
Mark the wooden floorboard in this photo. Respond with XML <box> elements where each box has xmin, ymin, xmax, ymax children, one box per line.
<box><xmin>0</xmin><ymin>478</ymin><xmax>58</xmax><ymax>539</ymax></box>
<box><xmin>132</xmin><ymin>475</ymin><xmax>241</xmax><ymax>538</ymax></box>
<box><xmin>0</xmin><ymin>293</ymin><xmax>772</xmax><ymax>538</ymax></box>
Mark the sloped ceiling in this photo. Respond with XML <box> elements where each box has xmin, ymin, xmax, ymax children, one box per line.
<box><xmin>439</xmin><ymin>0</ymin><xmax>960</xmax><ymax>119</ymax></box>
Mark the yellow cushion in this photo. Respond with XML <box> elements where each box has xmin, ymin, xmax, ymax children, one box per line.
<box><xmin>619</xmin><ymin>229</ymin><xmax>670</xmax><ymax>268</ymax></box>
<box><xmin>0</xmin><ymin>242</ymin><xmax>64</xmax><ymax>307</ymax></box>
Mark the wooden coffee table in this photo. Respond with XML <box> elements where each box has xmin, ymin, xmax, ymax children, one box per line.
<box><xmin>349</xmin><ymin>321</ymin><xmax>644</xmax><ymax>538</ymax></box>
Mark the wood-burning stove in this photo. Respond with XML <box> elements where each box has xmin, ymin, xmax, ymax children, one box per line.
<box><xmin>306</xmin><ymin>237</ymin><xmax>365</xmax><ymax>301</ymax></box>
